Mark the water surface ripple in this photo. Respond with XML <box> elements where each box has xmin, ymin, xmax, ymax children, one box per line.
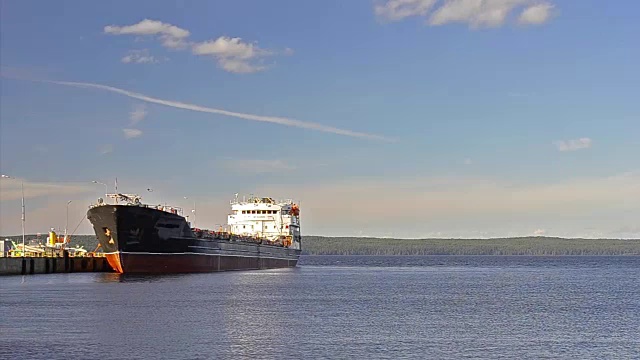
<box><xmin>1</xmin><ymin>256</ymin><xmax>638</xmax><ymax>359</ymax></box>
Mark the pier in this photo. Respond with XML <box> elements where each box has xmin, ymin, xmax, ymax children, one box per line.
<box><xmin>0</xmin><ymin>254</ymin><xmax>113</xmax><ymax>275</ymax></box>
<box><xmin>1</xmin><ymin>229</ymin><xmax>114</xmax><ymax>275</ymax></box>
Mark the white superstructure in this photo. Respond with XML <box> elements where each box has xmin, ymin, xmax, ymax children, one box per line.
<box><xmin>227</xmin><ymin>195</ymin><xmax>301</xmax><ymax>249</ymax></box>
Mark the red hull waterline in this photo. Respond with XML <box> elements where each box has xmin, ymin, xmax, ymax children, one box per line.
<box><xmin>105</xmin><ymin>252</ymin><xmax>298</xmax><ymax>274</ymax></box>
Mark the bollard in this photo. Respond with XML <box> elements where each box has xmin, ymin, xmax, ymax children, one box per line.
<box><xmin>64</xmin><ymin>250</ymin><xmax>70</xmax><ymax>272</ymax></box>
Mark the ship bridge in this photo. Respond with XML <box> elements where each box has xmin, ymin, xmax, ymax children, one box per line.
<box><xmin>227</xmin><ymin>195</ymin><xmax>300</xmax><ymax>244</ymax></box>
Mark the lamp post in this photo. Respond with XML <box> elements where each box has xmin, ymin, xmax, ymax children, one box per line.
<box><xmin>92</xmin><ymin>180</ymin><xmax>108</xmax><ymax>196</ymax></box>
<box><xmin>21</xmin><ymin>183</ymin><xmax>25</xmax><ymax>256</ymax></box>
<box><xmin>1</xmin><ymin>174</ymin><xmax>25</xmax><ymax>257</ymax></box>
<box><xmin>147</xmin><ymin>188</ymin><xmax>166</xmax><ymax>207</ymax></box>
<box><xmin>184</xmin><ymin>196</ymin><xmax>196</xmax><ymax>227</ymax></box>
<box><xmin>65</xmin><ymin>200</ymin><xmax>72</xmax><ymax>242</ymax></box>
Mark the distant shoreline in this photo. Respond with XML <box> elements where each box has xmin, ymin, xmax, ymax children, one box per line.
<box><xmin>3</xmin><ymin>234</ymin><xmax>639</xmax><ymax>256</ymax></box>
<box><xmin>299</xmin><ymin>254</ymin><xmax>640</xmax><ymax>256</ymax></box>
<box><xmin>300</xmin><ymin>236</ymin><xmax>640</xmax><ymax>256</ymax></box>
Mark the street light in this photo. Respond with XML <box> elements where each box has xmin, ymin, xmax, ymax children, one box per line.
<box><xmin>147</xmin><ymin>188</ymin><xmax>166</xmax><ymax>207</ymax></box>
<box><xmin>65</xmin><ymin>200</ymin><xmax>72</xmax><ymax>242</ymax></box>
<box><xmin>184</xmin><ymin>196</ymin><xmax>196</xmax><ymax>227</ymax></box>
<box><xmin>92</xmin><ymin>180</ymin><xmax>108</xmax><ymax>194</ymax></box>
<box><xmin>1</xmin><ymin>174</ymin><xmax>25</xmax><ymax>257</ymax></box>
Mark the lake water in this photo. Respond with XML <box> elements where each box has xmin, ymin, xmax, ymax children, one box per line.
<box><xmin>1</xmin><ymin>256</ymin><xmax>638</xmax><ymax>359</ymax></box>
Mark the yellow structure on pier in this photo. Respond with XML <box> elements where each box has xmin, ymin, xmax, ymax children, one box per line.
<box><xmin>48</xmin><ymin>230</ymin><xmax>58</xmax><ymax>246</ymax></box>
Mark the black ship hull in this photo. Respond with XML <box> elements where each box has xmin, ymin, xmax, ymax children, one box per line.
<box><xmin>86</xmin><ymin>204</ymin><xmax>301</xmax><ymax>274</ymax></box>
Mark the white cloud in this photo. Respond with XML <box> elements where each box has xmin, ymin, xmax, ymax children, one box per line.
<box><xmin>217</xmin><ymin>58</ymin><xmax>266</xmax><ymax>74</ymax></box>
<box><xmin>103</xmin><ymin>19</ymin><xmax>290</xmax><ymax>74</ymax></box>
<box><xmin>123</xmin><ymin>128</ymin><xmax>143</xmax><ymax>139</ymax></box>
<box><xmin>99</xmin><ymin>144</ymin><xmax>113</xmax><ymax>154</ymax></box>
<box><xmin>518</xmin><ymin>3</ymin><xmax>554</xmax><ymax>25</ymax></box>
<box><xmin>192</xmin><ymin>36</ymin><xmax>272</xmax><ymax>74</ymax></box>
<box><xmin>374</xmin><ymin>0</ymin><xmax>438</xmax><ymax>22</ymax></box>
<box><xmin>429</xmin><ymin>0</ymin><xmax>520</xmax><ymax>28</ymax></box>
<box><xmin>374</xmin><ymin>0</ymin><xmax>557</xmax><ymax>28</ymax></box>
<box><xmin>224</xmin><ymin>159</ymin><xmax>295</xmax><ymax>174</ymax></box>
<box><xmin>129</xmin><ymin>103</ymin><xmax>147</xmax><ymax>125</ymax></box>
<box><xmin>104</xmin><ymin>19</ymin><xmax>190</xmax><ymax>49</ymax></box>
<box><xmin>554</xmin><ymin>138</ymin><xmax>592</xmax><ymax>152</ymax></box>
<box><xmin>192</xmin><ymin>36</ymin><xmax>260</xmax><ymax>59</ymax></box>
<box><xmin>121</xmin><ymin>49</ymin><xmax>161</xmax><ymax>64</ymax></box>
<box><xmin>43</xmin><ymin>79</ymin><xmax>393</xmax><ymax>141</ymax></box>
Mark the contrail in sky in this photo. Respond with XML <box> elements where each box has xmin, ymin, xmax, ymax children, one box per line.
<box><xmin>39</xmin><ymin>79</ymin><xmax>394</xmax><ymax>142</ymax></box>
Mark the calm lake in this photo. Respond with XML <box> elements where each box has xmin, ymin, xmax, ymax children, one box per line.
<box><xmin>1</xmin><ymin>255</ymin><xmax>638</xmax><ymax>359</ymax></box>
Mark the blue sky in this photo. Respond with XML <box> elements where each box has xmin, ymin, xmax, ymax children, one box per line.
<box><xmin>1</xmin><ymin>0</ymin><xmax>638</xmax><ymax>238</ymax></box>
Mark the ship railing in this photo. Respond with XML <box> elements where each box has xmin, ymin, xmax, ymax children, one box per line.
<box><xmin>190</xmin><ymin>228</ymin><xmax>293</xmax><ymax>248</ymax></box>
<box><xmin>230</xmin><ymin>195</ymin><xmax>296</xmax><ymax>206</ymax></box>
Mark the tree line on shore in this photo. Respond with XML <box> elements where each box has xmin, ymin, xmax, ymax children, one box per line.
<box><xmin>300</xmin><ymin>236</ymin><xmax>640</xmax><ymax>255</ymax></box>
<box><xmin>3</xmin><ymin>234</ymin><xmax>640</xmax><ymax>256</ymax></box>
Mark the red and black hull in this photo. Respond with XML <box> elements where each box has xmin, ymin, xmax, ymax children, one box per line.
<box><xmin>105</xmin><ymin>252</ymin><xmax>298</xmax><ymax>274</ymax></box>
<box><xmin>87</xmin><ymin>204</ymin><xmax>301</xmax><ymax>274</ymax></box>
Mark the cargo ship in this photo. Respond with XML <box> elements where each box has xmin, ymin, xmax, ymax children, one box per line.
<box><xmin>86</xmin><ymin>193</ymin><xmax>301</xmax><ymax>274</ymax></box>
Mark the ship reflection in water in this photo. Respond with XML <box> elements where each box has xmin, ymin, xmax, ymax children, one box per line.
<box><xmin>94</xmin><ymin>267</ymin><xmax>299</xmax><ymax>283</ymax></box>
<box><xmin>95</xmin><ymin>272</ymin><xmax>193</xmax><ymax>283</ymax></box>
